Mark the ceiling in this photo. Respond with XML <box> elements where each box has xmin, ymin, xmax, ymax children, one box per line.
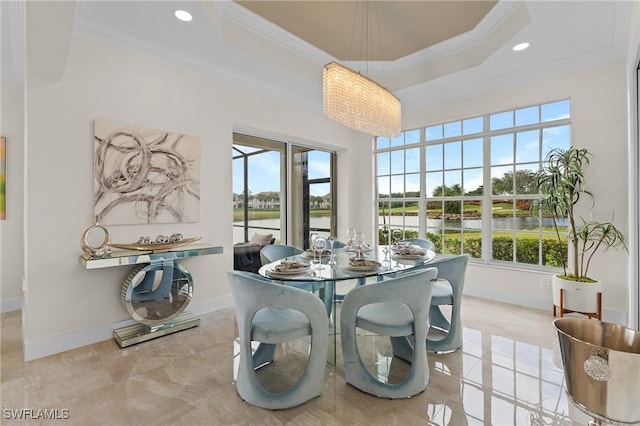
<box><xmin>236</xmin><ymin>1</ymin><xmax>497</xmax><ymax>61</ymax></box>
<box><xmin>1</xmin><ymin>1</ymin><xmax>635</xmax><ymax>110</ymax></box>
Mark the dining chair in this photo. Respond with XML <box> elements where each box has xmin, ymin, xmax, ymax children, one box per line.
<box><xmin>340</xmin><ymin>267</ymin><xmax>438</xmax><ymax>399</ymax></box>
<box><xmin>260</xmin><ymin>244</ymin><xmax>303</xmax><ymax>265</ymax></box>
<box><xmin>386</xmin><ymin>254</ymin><xmax>469</xmax><ymax>357</ymax></box>
<box><xmin>228</xmin><ymin>270</ymin><xmax>329</xmax><ymax>409</ymax></box>
<box><xmin>424</xmin><ymin>254</ymin><xmax>469</xmax><ymax>353</ymax></box>
<box><xmin>331</xmin><ymin>240</ymin><xmax>346</xmax><ymax>249</ymax></box>
<box><xmin>259</xmin><ymin>244</ymin><xmax>335</xmax><ymax>317</ymax></box>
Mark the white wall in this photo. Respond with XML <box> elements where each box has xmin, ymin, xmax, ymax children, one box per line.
<box><xmin>0</xmin><ymin>79</ymin><xmax>24</xmax><ymax>313</ymax></box>
<box><xmin>401</xmin><ymin>61</ymin><xmax>630</xmax><ymax>323</ymax></box>
<box><xmin>22</xmin><ymin>34</ymin><xmax>355</xmax><ymax>360</ymax></box>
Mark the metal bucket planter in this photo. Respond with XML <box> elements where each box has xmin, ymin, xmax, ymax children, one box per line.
<box><xmin>553</xmin><ymin>318</ymin><xmax>640</xmax><ymax>425</ymax></box>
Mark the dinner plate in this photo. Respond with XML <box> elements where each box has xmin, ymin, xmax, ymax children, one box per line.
<box><xmin>344</xmin><ymin>246</ymin><xmax>373</xmax><ymax>252</ymax></box>
<box><xmin>266</xmin><ymin>267</ymin><xmax>310</xmax><ymax>278</ymax></box>
<box><xmin>301</xmin><ymin>250</ymin><xmax>330</xmax><ymax>259</ymax></box>
<box><xmin>341</xmin><ymin>260</ymin><xmax>382</xmax><ymax>272</ymax></box>
<box><xmin>392</xmin><ymin>254</ymin><xmax>425</xmax><ymax>260</ymax></box>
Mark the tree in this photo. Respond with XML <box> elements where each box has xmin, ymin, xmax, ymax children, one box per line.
<box><xmin>432</xmin><ymin>183</ymin><xmax>462</xmax><ymax>197</ymax></box>
<box><xmin>465</xmin><ymin>185</ymin><xmax>484</xmax><ymax>196</ymax></box>
<box><xmin>492</xmin><ymin>170</ymin><xmax>538</xmax><ymax>195</ymax></box>
<box><xmin>432</xmin><ymin>184</ymin><xmax>462</xmax><ymax>214</ymax></box>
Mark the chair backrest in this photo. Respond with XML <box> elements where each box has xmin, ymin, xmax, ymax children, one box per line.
<box><xmin>331</xmin><ymin>240</ymin><xmax>346</xmax><ymax>249</ymax></box>
<box><xmin>227</xmin><ymin>270</ymin><xmax>327</xmax><ymax>323</ymax></box>
<box><xmin>428</xmin><ymin>254</ymin><xmax>469</xmax><ymax>299</ymax></box>
<box><xmin>260</xmin><ymin>244</ymin><xmax>303</xmax><ymax>265</ymax></box>
<box><xmin>404</xmin><ymin>238</ymin><xmax>436</xmax><ymax>252</ymax></box>
<box><xmin>343</xmin><ymin>267</ymin><xmax>438</xmax><ymax>320</ymax></box>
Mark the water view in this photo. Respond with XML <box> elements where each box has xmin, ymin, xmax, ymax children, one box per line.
<box><xmin>234</xmin><ymin>215</ymin><xmax>566</xmax><ymax>243</ymax></box>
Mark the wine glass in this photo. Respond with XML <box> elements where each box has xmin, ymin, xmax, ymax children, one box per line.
<box><xmin>313</xmin><ymin>236</ymin><xmax>327</xmax><ymax>270</ymax></box>
<box><xmin>346</xmin><ymin>228</ymin><xmax>356</xmax><ymax>250</ymax></box>
<box><xmin>354</xmin><ymin>232</ymin><xmax>365</xmax><ymax>259</ymax></box>
<box><xmin>392</xmin><ymin>229</ymin><xmax>403</xmax><ymax>245</ymax></box>
<box><xmin>310</xmin><ymin>233</ymin><xmax>318</xmax><ymax>266</ymax></box>
<box><xmin>326</xmin><ymin>235</ymin><xmax>336</xmax><ymax>265</ymax></box>
<box><xmin>381</xmin><ymin>226</ymin><xmax>390</xmax><ymax>245</ymax></box>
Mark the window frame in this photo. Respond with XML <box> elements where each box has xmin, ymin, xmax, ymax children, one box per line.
<box><xmin>375</xmin><ymin>99</ymin><xmax>571</xmax><ymax>270</ymax></box>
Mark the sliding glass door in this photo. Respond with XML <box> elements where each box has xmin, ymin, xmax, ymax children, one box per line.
<box><xmin>232</xmin><ymin>133</ymin><xmax>336</xmax><ymax>249</ymax></box>
<box><xmin>290</xmin><ymin>146</ymin><xmax>336</xmax><ymax>249</ymax></box>
<box><xmin>232</xmin><ymin>134</ymin><xmax>285</xmax><ymax>244</ymax></box>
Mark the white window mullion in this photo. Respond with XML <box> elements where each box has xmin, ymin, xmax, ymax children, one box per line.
<box><xmin>482</xmin><ymin>119</ymin><xmax>493</xmax><ymax>262</ymax></box>
<box><xmin>419</xmin><ymin>128</ymin><xmax>427</xmax><ymax>238</ymax></box>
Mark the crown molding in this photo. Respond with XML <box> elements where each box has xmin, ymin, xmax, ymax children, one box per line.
<box><xmin>215</xmin><ymin>0</ymin><xmax>333</xmax><ymax>66</ymax></box>
<box><xmin>402</xmin><ymin>45</ymin><xmax>625</xmax><ymax>109</ymax></box>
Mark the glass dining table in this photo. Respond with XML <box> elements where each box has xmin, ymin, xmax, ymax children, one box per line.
<box><xmin>257</xmin><ymin>245</ymin><xmax>437</xmax><ymax>365</ymax></box>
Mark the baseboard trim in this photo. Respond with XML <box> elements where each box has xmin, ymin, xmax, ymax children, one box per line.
<box><xmin>1</xmin><ymin>297</ymin><xmax>23</xmax><ymax>313</ymax></box>
<box><xmin>463</xmin><ymin>289</ymin><xmax>627</xmax><ymax>325</ymax></box>
<box><xmin>23</xmin><ymin>295</ymin><xmax>233</xmax><ymax>361</ymax></box>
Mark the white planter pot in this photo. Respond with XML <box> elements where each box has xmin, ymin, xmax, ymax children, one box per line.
<box><xmin>552</xmin><ymin>275</ymin><xmax>601</xmax><ymax>314</ymax></box>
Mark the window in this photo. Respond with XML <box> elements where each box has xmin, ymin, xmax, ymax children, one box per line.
<box><xmin>233</xmin><ymin>133</ymin><xmax>337</xmax><ymax>249</ymax></box>
<box><xmin>233</xmin><ymin>135</ymin><xmax>285</xmax><ymax>244</ymax></box>
<box><xmin>375</xmin><ymin>100</ymin><xmax>570</xmax><ymax>268</ymax></box>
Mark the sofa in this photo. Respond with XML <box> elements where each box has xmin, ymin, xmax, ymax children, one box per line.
<box><xmin>233</xmin><ymin>233</ymin><xmax>275</xmax><ymax>273</ymax></box>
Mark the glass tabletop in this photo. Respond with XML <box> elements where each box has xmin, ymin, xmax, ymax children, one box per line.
<box><xmin>258</xmin><ymin>245</ymin><xmax>436</xmax><ymax>282</ymax></box>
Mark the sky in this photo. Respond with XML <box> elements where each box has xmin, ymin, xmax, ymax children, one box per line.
<box><xmin>233</xmin><ymin>148</ymin><xmax>331</xmax><ymax>197</ymax></box>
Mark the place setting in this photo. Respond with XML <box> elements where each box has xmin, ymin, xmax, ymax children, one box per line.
<box><xmin>300</xmin><ymin>248</ymin><xmax>331</xmax><ymax>259</ymax></box>
<box><xmin>266</xmin><ymin>260</ymin><xmax>311</xmax><ymax>278</ymax></box>
<box><xmin>341</xmin><ymin>258</ymin><xmax>382</xmax><ymax>272</ymax></box>
<box><xmin>391</xmin><ymin>241</ymin><xmax>428</xmax><ymax>259</ymax></box>
<box><xmin>340</xmin><ymin>231</ymin><xmax>382</xmax><ymax>272</ymax></box>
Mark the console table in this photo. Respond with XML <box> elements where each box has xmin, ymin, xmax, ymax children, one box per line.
<box><xmin>80</xmin><ymin>242</ymin><xmax>223</xmax><ymax>347</ymax></box>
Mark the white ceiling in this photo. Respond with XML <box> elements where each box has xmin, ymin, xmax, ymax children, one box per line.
<box><xmin>236</xmin><ymin>1</ymin><xmax>498</xmax><ymax>61</ymax></box>
<box><xmin>1</xmin><ymin>1</ymin><xmax>634</xmax><ymax>110</ymax></box>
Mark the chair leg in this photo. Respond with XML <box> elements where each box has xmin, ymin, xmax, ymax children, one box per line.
<box><xmin>252</xmin><ymin>343</ymin><xmax>277</xmax><ymax>369</ymax></box>
<box><xmin>426</xmin><ymin>305</ymin><xmax>463</xmax><ymax>353</ymax></box>
<box><xmin>390</xmin><ymin>336</ymin><xmax>415</xmax><ymax>363</ymax></box>
<box><xmin>429</xmin><ymin>305</ymin><xmax>451</xmax><ymax>332</ymax></box>
<box><xmin>239</xmin><ymin>333</ymin><xmax>327</xmax><ymax>410</ymax></box>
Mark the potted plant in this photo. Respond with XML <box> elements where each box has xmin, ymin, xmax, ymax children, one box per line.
<box><xmin>533</xmin><ymin>147</ymin><xmax>627</xmax><ymax>316</ymax></box>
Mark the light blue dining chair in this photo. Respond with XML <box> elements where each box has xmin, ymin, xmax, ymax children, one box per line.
<box><xmin>340</xmin><ymin>267</ymin><xmax>438</xmax><ymax>399</ymax></box>
<box><xmin>228</xmin><ymin>270</ymin><xmax>329</xmax><ymax>409</ymax></box>
<box><xmin>392</xmin><ymin>254</ymin><xmax>469</xmax><ymax>356</ymax></box>
<box><xmin>425</xmin><ymin>254</ymin><xmax>469</xmax><ymax>353</ymax></box>
<box><xmin>258</xmin><ymin>244</ymin><xmax>334</xmax><ymax>317</ymax></box>
<box><xmin>260</xmin><ymin>244</ymin><xmax>303</xmax><ymax>265</ymax></box>
<box><xmin>330</xmin><ymin>240</ymin><xmax>346</xmax><ymax>249</ymax></box>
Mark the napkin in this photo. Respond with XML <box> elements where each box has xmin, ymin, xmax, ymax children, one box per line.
<box><xmin>274</xmin><ymin>261</ymin><xmax>308</xmax><ymax>272</ymax></box>
<box><xmin>393</xmin><ymin>244</ymin><xmax>426</xmax><ymax>256</ymax></box>
<box><xmin>349</xmin><ymin>259</ymin><xmax>381</xmax><ymax>268</ymax></box>
<box><xmin>305</xmin><ymin>249</ymin><xmax>331</xmax><ymax>256</ymax></box>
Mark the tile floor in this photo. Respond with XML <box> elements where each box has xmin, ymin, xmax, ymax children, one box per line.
<box><xmin>1</xmin><ymin>296</ymin><xmax>604</xmax><ymax>425</ymax></box>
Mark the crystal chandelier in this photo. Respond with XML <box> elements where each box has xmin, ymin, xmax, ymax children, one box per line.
<box><xmin>323</xmin><ymin>61</ymin><xmax>401</xmax><ymax>137</ymax></box>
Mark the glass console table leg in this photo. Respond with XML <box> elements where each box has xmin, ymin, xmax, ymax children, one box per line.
<box><xmin>115</xmin><ymin>260</ymin><xmax>198</xmax><ymax>347</ymax></box>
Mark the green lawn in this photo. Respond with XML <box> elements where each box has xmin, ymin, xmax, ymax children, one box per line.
<box><xmin>233</xmin><ymin>208</ymin><xmax>330</xmax><ymax>222</ymax></box>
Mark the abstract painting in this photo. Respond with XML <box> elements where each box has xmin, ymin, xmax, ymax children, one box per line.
<box><xmin>94</xmin><ymin>120</ymin><xmax>201</xmax><ymax>225</ymax></box>
<box><xmin>0</xmin><ymin>137</ymin><xmax>5</xmax><ymax>220</ymax></box>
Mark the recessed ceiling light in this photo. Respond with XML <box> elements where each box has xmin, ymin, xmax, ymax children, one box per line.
<box><xmin>174</xmin><ymin>10</ymin><xmax>192</xmax><ymax>22</ymax></box>
<box><xmin>512</xmin><ymin>42</ymin><xmax>530</xmax><ymax>52</ymax></box>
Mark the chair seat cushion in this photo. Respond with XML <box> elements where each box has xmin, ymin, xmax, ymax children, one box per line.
<box><xmin>431</xmin><ymin>280</ymin><xmax>453</xmax><ymax>305</ymax></box>
<box><xmin>356</xmin><ymin>302</ymin><xmax>425</xmax><ymax>337</ymax></box>
<box><xmin>251</xmin><ymin>307</ymin><xmax>311</xmax><ymax>343</ymax></box>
